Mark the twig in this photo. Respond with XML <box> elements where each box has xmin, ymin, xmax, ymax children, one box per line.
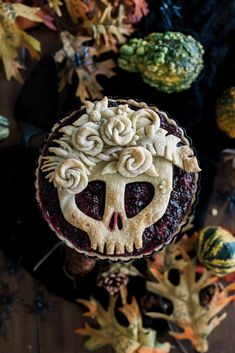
<box><xmin>33</xmin><ymin>242</ymin><xmax>63</xmax><ymax>272</ymax></box>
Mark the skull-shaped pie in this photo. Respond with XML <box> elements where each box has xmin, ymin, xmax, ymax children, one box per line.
<box><xmin>36</xmin><ymin>97</ymin><xmax>200</xmax><ymax>260</ymax></box>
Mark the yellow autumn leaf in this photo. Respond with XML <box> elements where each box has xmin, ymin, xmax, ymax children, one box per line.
<box><xmin>0</xmin><ymin>1</ymin><xmax>42</xmax><ymax>82</ymax></box>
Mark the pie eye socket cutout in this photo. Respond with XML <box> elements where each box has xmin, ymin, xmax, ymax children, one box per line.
<box><xmin>125</xmin><ymin>182</ymin><xmax>155</xmax><ymax>218</ymax></box>
<box><xmin>75</xmin><ymin>181</ymin><xmax>105</xmax><ymax>220</ymax></box>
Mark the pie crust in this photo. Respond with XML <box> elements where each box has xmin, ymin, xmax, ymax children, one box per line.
<box><xmin>36</xmin><ymin>97</ymin><xmax>200</xmax><ymax>260</ymax></box>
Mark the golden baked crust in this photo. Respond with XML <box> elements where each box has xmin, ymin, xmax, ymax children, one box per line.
<box><xmin>36</xmin><ymin>97</ymin><xmax>200</xmax><ymax>260</ymax></box>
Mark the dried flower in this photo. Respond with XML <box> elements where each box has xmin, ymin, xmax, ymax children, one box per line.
<box><xmin>97</xmin><ymin>262</ymin><xmax>141</xmax><ymax>295</ymax></box>
<box><xmin>65</xmin><ymin>248</ymin><xmax>96</xmax><ymax>277</ymax></box>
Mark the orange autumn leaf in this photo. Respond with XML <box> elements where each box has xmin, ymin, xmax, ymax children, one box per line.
<box><xmin>48</xmin><ymin>0</ymin><xmax>102</xmax><ymax>20</ymax></box>
<box><xmin>138</xmin><ymin>347</ymin><xmax>171</xmax><ymax>353</ymax></box>
<box><xmin>76</xmin><ymin>298</ymin><xmax>97</xmax><ymax>318</ymax></box>
<box><xmin>64</xmin><ymin>0</ymin><xmax>98</xmax><ymax>22</ymax></box>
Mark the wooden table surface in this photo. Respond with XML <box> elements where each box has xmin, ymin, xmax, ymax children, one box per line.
<box><xmin>0</xmin><ymin>253</ymin><xmax>234</xmax><ymax>353</ymax></box>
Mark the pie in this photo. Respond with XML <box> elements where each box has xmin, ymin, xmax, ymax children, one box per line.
<box><xmin>36</xmin><ymin>97</ymin><xmax>200</xmax><ymax>260</ymax></box>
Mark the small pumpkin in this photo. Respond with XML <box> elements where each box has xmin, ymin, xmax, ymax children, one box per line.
<box><xmin>0</xmin><ymin>115</ymin><xmax>10</xmax><ymax>142</ymax></box>
<box><xmin>216</xmin><ymin>87</ymin><xmax>235</xmax><ymax>138</ymax></box>
<box><xmin>196</xmin><ymin>226</ymin><xmax>235</xmax><ymax>276</ymax></box>
<box><xmin>119</xmin><ymin>31</ymin><xmax>204</xmax><ymax>93</ymax></box>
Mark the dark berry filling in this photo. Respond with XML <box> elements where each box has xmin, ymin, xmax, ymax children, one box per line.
<box><xmin>140</xmin><ymin>169</ymin><xmax>195</xmax><ymax>255</ymax></box>
<box><xmin>75</xmin><ymin>181</ymin><xmax>105</xmax><ymax>220</ymax></box>
<box><xmin>125</xmin><ymin>182</ymin><xmax>154</xmax><ymax>218</ymax></box>
<box><xmin>37</xmin><ymin>101</ymin><xmax>197</xmax><ymax>257</ymax></box>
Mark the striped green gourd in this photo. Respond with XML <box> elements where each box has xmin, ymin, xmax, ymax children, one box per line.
<box><xmin>0</xmin><ymin>115</ymin><xmax>10</xmax><ymax>141</ymax></box>
<box><xmin>197</xmin><ymin>226</ymin><xmax>235</xmax><ymax>276</ymax></box>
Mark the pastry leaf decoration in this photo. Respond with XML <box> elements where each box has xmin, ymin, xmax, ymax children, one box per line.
<box><xmin>0</xmin><ymin>0</ymin><xmax>42</xmax><ymax>82</ymax></box>
<box><xmin>42</xmin><ymin>97</ymin><xmax>200</xmax><ymax>194</ymax></box>
<box><xmin>75</xmin><ymin>287</ymin><xmax>171</xmax><ymax>353</ymax></box>
<box><xmin>146</xmin><ymin>234</ymin><xmax>235</xmax><ymax>352</ymax></box>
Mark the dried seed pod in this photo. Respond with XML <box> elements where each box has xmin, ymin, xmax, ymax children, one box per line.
<box><xmin>97</xmin><ymin>270</ymin><xmax>129</xmax><ymax>295</ymax></box>
<box><xmin>65</xmin><ymin>247</ymin><xmax>96</xmax><ymax>277</ymax></box>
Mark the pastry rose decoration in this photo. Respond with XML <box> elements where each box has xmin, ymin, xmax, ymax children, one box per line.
<box><xmin>131</xmin><ymin>109</ymin><xmax>160</xmax><ymax>139</ymax></box>
<box><xmin>72</xmin><ymin>122</ymin><xmax>103</xmax><ymax>156</ymax></box>
<box><xmin>42</xmin><ymin>97</ymin><xmax>200</xmax><ymax>195</ymax></box>
<box><xmin>117</xmin><ymin>146</ymin><xmax>153</xmax><ymax>177</ymax></box>
<box><xmin>101</xmin><ymin>115</ymin><xmax>135</xmax><ymax>146</ymax></box>
<box><xmin>54</xmin><ymin>159</ymin><xmax>88</xmax><ymax>194</ymax></box>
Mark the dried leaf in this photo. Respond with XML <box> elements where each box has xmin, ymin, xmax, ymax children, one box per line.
<box><xmin>223</xmin><ymin>272</ymin><xmax>235</xmax><ymax>283</ymax></box>
<box><xmin>16</xmin><ymin>9</ymin><xmax>56</xmax><ymax>31</ymax></box>
<box><xmin>48</xmin><ymin>0</ymin><xmax>105</xmax><ymax>22</ymax></box>
<box><xmin>0</xmin><ymin>1</ymin><xmax>42</xmax><ymax>82</ymax></box>
<box><xmin>77</xmin><ymin>298</ymin><xmax>98</xmax><ymax>318</ymax></box>
<box><xmin>147</xmin><ymin>235</ymin><xmax>235</xmax><ymax>352</ymax></box>
<box><xmin>64</xmin><ymin>0</ymin><xmax>99</xmax><ymax>22</ymax></box>
<box><xmin>76</xmin><ymin>287</ymin><xmax>170</xmax><ymax>353</ymax></box>
<box><xmin>75</xmin><ymin>58</ymin><xmax>116</xmax><ymax>101</ymax></box>
<box><xmin>55</xmin><ymin>31</ymin><xmax>116</xmax><ymax>101</ymax></box>
<box><xmin>120</xmin><ymin>0</ymin><xmax>149</xmax><ymax>23</ymax></box>
<box><xmin>37</xmin><ymin>9</ymin><xmax>57</xmax><ymax>30</ymax></box>
<box><xmin>85</xmin><ymin>4</ymin><xmax>134</xmax><ymax>52</ymax></box>
<box><xmin>48</xmin><ymin>0</ymin><xmax>63</xmax><ymax>16</ymax></box>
